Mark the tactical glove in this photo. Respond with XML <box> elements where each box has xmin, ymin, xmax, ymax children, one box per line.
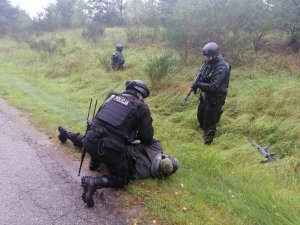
<box><xmin>191</xmin><ymin>82</ymin><xmax>201</xmax><ymax>92</ymax></box>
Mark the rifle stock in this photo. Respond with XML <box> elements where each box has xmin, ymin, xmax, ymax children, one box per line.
<box><xmin>244</xmin><ymin>132</ymin><xmax>276</xmax><ymax>163</ymax></box>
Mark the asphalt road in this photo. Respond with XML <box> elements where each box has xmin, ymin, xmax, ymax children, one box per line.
<box><xmin>0</xmin><ymin>99</ymin><xmax>123</xmax><ymax>225</ymax></box>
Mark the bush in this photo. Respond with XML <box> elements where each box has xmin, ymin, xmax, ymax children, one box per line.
<box><xmin>126</xmin><ymin>27</ymin><xmax>140</xmax><ymax>42</ymax></box>
<box><xmin>82</xmin><ymin>22</ymin><xmax>105</xmax><ymax>42</ymax></box>
<box><xmin>26</xmin><ymin>37</ymin><xmax>66</xmax><ymax>56</ymax></box>
<box><xmin>126</xmin><ymin>26</ymin><xmax>162</xmax><ymax>43</ymax></box>
<box><xmin>97</xmin><ymin>53</ymin><xmax>111</xmax><ymax>72</ymax></box>
<box><xmin>146</xmin><ymin>52</ymin><xmax>179</xmax><ymax>88</ymax></box>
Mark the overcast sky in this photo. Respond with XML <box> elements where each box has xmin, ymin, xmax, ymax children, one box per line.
<box><xmin>10</xmin><ymin>0</ymin><xmax>56</xmax><ymax>18</ymax></box>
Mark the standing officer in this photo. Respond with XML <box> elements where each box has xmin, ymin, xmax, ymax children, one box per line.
<box><xmin>111</xmin><ymin>44</ymin><xmax>125</xmax><ymax>70</ymax></box>
<box><xmin>58</xmin><ymin>80</ymin><xmax>179</xmax><ymax>207</ymax></box>
<box><xmin>191</xmin><ymin>42</ymin><xmax>230</xmax><ymax>145</ymax></box>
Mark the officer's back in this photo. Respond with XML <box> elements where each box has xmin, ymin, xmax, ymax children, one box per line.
<box><xmin>86</xmin><ymin>80</ymin><xmax>153</xmax><ymax>146</ymax></box>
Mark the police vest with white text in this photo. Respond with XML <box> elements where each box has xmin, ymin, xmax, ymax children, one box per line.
<box><xmin>96</xmin><ymin>93</ymin><xmax>143</xmax><ymax>144</ymax></box>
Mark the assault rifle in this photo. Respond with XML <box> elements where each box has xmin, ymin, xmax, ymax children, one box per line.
<box><xmin>181</xmin><ymin>63</ymin><xmax>208</xmax><ymax>106</ymax></box>
<box><xmin>244</xmin><ymin>132</ymin><xmax>276</xmax><ymax>163</ymax></box>
<box><xmin>78</xmin><ymin>98</ymin><xmax>98</xmax><ymax>176</ymax></box>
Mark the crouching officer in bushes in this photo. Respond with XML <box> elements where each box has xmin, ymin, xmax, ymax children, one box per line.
<box><xmin>191</xmin><ymin>42</ymin><xmax>231</xmax><ymax>145</ymax></box>
<box><xmin>111</xmin><ymin>44</ymin><xmax>125</xmax><ymax>70</ymax></box>
<box><xmin>58</xmin><ymin>80</ymin><xmax>179</xmax><ymax>207</ymax></box>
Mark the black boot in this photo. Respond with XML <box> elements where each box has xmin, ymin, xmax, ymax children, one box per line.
<box><xmin>81</xmin><ymin>176</ymin><xmax>107</xmax><ymax>207</ymax></box>
<box><xmin>203</xmin><ymin>133</ymin><xmax>213</xmax><ymax>145</ymax></box>
<box><xmin>203</xmin><ymin>126</ymin><xmax>215</xmax><ymax>145</ymax></box>
<box><xmin>204</xmin><ymin>140</ymin><xmax>213</xmax><ymax>145</ymax></box>
<box><xmin>58</xmin><ymin>126</ymin><xmax>70</xmax><ymax>143</ymax></box>
<box><xmin>58</xmin><ymin>126</ymin><xmax>84</xmax><ymax>147</ymax></box>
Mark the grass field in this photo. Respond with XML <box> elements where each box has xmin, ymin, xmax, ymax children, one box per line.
<box><xmin>0</xmin><ymin>28</ymin><xmax>299</xmax><ymax>225</ymax></box>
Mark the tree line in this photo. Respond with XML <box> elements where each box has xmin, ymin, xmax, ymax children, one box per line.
<box><xmin>1</xmin><ymin>0</ymin><xmax>299</xmax><ymax>62</ymax></box>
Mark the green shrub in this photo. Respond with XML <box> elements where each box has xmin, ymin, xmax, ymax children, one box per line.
<box><xmin>82</xmin><ymin>22</ymin><xmax>105</xmax><ymax>42</ymax></box>
<box><xmin>126</xmin><ymin>26</ymin><xmax>162</xmax><ymax>43</ymax></box>
<box><xmin>125</xmin><ymin>27</ymin><xmax>140</xmax><ymax>42</ymax></box>
<box><xmin>97</xmin><ymin>53</ymin><xmax>111</xmax><ymax>72</ymax></box>
<box><xmin>26</xmin><ymin>37</ymin><xmax>66</xmax><ymax>56</ymax></box>
<box><xmin>146</xmin><ymin>52</ymin><xmax>179</xmax><ymax>87</ymax></box>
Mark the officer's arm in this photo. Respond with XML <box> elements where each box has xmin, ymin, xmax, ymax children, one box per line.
<box><xmin>120</xmin><ymin>53</ymin><xmax>125</xmax><ymax>63</ymax></box>
<box><xmin>137</xmin><ymin>104</ymin><xmax>154</xmax><ymax>145</ymax></box>
<box><xmin>198</xmin><ymin>66</ymin><xmax>227</xmax><ymax>93</ymax></box>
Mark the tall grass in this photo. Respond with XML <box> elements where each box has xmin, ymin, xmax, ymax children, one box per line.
<box><xmin>97</xmin><ymin>53</ymin><xmax>112</xmax><ymax>72</ymax></box>
<box><xmin>81</xmin><ymin>22</ymin><xmax>105</xmax><ymax>42</ymax></box>
<box><xmin>25</xmin><ymin>37</ymin><xmax>66</xmax><ymax>56</ymax></box>
<box><xmin>146</xmin><ymin>52</ymin><xmax>179</xmax><ymax>88</ymax></box>
<box><xmin>126</xmin><ymin>26</ymin><xmax>162</xmax><ymax>43</ymax></box>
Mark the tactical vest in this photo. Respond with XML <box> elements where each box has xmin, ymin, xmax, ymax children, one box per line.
<box><xmin>96</xmin><ymin>93</ymin><xmax>143</xmax><ymax>142</ymax></box>
<box><xmin>203</xmin><ymin>57</ymin><xmax>230</xmax><ymax>95</ymax></box>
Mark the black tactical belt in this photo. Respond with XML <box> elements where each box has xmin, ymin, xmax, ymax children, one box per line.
<box><xmin>91</xmin><ymin>125</ymin><xmax>107</xmax><ymax>137</ymax></box>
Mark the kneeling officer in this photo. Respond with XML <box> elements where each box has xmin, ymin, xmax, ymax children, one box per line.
<box><xmin>58</xmin><ymin>80</ymin><xmax>179</xmax><ymax>207</ymax></box>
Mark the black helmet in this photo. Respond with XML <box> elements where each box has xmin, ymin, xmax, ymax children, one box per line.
<box><xmin>202</xmin><ymin>42</ymin><xmax>220</xmax><ymax>56</ymax></box>
<box><xmin>116</xmin><ymin>44</ymin><xmax>123</xmax><ymax>51</ymax></box>
<box><xmin>125</xmin><ymin>80</ymin><xmax>150</xmax><ymax>98</ymax></box>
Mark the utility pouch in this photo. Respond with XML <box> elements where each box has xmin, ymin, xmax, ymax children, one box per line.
<box><xmin>86</xmin><ymin>125</ymin><xmax>107</xmax><ymax>143</ymax></box>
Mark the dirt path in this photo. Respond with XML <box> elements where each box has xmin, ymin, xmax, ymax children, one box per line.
<box><xmin>0</xmin><ymin>98</ymin><xmax>125</xmax><ymax>225</ymax></box>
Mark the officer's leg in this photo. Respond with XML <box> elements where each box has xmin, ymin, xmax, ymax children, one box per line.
<box><xmin>216</xmin><ymin>98</ymin><xmax>225</xmax><ymax>124</ymax></box>
<box><xmin>68</xmin><ymin>133</ymin><xmax>84</xmax><ymax>148</ymax></box>
<box><xmin>58</xmin><ymin>126</ymin><xmax>84</xmax><ymax>148</ymax></box>
<box><xmin>89</xmin><ymin>156</ymin><xmax>100</xmax><ymax>171</ymax></box>
<box><xmin>216</xmin><ymin>108</ymin><xmax>223</xmax><ymax>124</ymax></box>
<box><xmin>81</xmin><ymin>142</ymin><xmax>131</xmax><ymax>207</ymax></box>
<box><xmin>197</xmin><ymin>95</ymin><xmax>205</xmax><ymax>130</ymax></box>
<box><xmin>81</xmin><ymin>174</ymin><xmax>129</xmax><ymax>207</ymax></box>
<box><xmin>83</xmin><ymin>137</ymin><xmax>102</xmax><ymax>171</ymax></box>
<box><xmin>116</xmin><ymin>62</ymin><xmax>121</xmax><ymax>71</ymax></box>
<box><xmin>81</xmin><ymin>173</ymin><xmax>130</xmax><ymax>208</ymax></box>
<box><xmin>119</xmin><ymin>62</ymin><xmax>125</xmax><ymax>70</ymax></box>
<box><xmin>203</xmin><ymin>103</ymin><xmax>219</xmax><ymax>144</ymax></box>
<box><xmin>103</xmin><ymin>148</ymin><xmax>131</xmax><ymax>183</ymax></box>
